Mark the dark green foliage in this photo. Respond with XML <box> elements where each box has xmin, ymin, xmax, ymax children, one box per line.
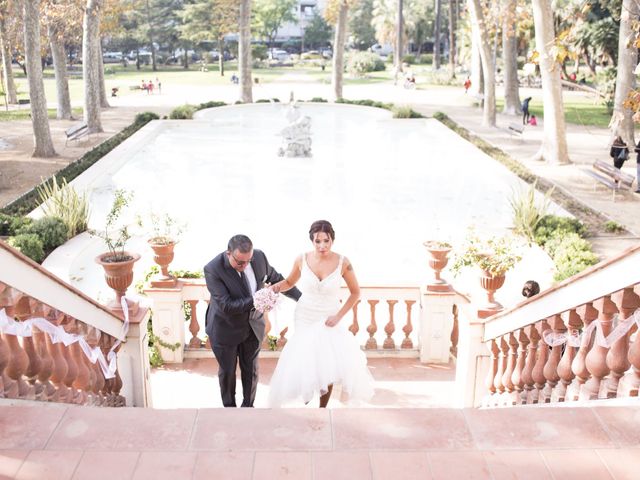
<box><xmin>0</xmin><ymin>214</ymin><xmax>32</xmax><ymax>236</ymax></box>
<box><xmin>392</xmin><ymin>106</ymin><xmax>424</xmax><ymax>118</ymax></box>
<box><xmin>309</xmin><ymin>97</ymin><xmax>328</xmax><ymax>103</ymax></box>
<box><xmin>134</xmin><ymin>112</ymin><xmax>160</xmax><ymax>123</ymax></box>
<box><xmin>402</xmin><ymin>54</ymin><xmax>415</xmax><ymax>65</ymax></box>
<box><xmin>198</xmin><ymin>100</ymin><xmax>227</xmax><ymax>109</ymax></box>
<box><xmin>0</xmin><ymin>213</ymin><xmax>11</xmax><ymax>236</ymax></box>
<box><xmin>256</xmin><ymin>99</ymin><xmax>271</xmax><ymax>103</ymax></box>
<box><xmin>533</xmin><ymin>215</ymin><xmax>586</xmax><ymax>247</ymax></box>
<box><xmin>336</xmin><ymin>98</ymin><xmax>392</xmax><ymax>110</ymax></box>
<box><xmin>8</xmin><ymin>234</ymin><xmax>45</xmax><ymax>263</ymax></box>
<box><xmin>418</xmin><ymin>54</ymin><xmax>433</xmax><ymax>64</ymax></box>
<box><xmin>1</xmin><ymin>112</ymin><xmax>157</xmax><ymax>217</ymax></box>
<box><xmin>252</xmin><ymin>44</ymin><xmax>268</xmax><ymax>61</ymax></box>
<box><xmin>346</xmin><ymin>51</ymin><xmax>386</xmax><ymax>75</ymax></box>
<box><xmin>18</xmin><ymin>216</ymin><xmax>69</xmax><ymax>252</ymax></box>
<box><xmin>169</xmin><ymin>104</ymin><xmax>197</xmax><ymax>119</ymax></box>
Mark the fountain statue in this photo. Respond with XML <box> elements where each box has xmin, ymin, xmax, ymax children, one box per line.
<box><xmin>278</xmin><ymin>101</ymin><xmax>312</xmax><ymax>157</ymax></box>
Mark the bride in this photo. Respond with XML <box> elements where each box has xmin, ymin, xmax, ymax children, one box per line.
<box><xmin>267</xmin><ymin>220</ymin><xmax>374</xmax><ymax>408</ymax></box>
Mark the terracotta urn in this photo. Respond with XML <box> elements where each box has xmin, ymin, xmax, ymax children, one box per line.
<box><xmin>95</xmin><ymin>251</ymin><xmax>141</xmax><ymax>313</ymax></box>
<box><xmin>148</xmin><ymin>239</ymin><xmax>177</xmax><ymax>287</ymax></box>
<box><xmin>423</xmin><ymin>241</ymin><xmax>452</xmax><ymax>292</ymax></box>
<box><xmin>479</xmin><ymin>269</ymin><xmax>506</xmax><ymax>311</ymax></box>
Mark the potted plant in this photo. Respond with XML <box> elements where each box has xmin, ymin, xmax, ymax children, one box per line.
<box><xmin>423</xmin><ymin>240</ymin><xmax>452</xmax><ymax>291</ymax></box>
<box><xmin>139</xmin><ymin>212</ymin><xmax>185</xmax><ymax>287</ymax></box>
<box><xmin>451</xmin><ymin>234</ymin><xmax>522</xmax><ymax>310</ymax></box>
<box><xmin>92</xmin><ymin>190</ymin><xmax>140</xmax><ymax>313</ymax></box>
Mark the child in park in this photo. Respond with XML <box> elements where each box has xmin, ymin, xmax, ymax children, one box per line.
<box><xmin>464</xmin><ymin>77</ymin><xmax>471</xmax><ymax>93</ymax></box>
<box><xmin>528</xmin><ymin>115</ymin><xmax>537</xmax><ymax>126</ymax></box>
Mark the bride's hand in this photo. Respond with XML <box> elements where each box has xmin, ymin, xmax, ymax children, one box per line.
<box><xmin>325</xmin><ymin>315</ymin><xmax>340</xmax><ymax>327</ymax></box>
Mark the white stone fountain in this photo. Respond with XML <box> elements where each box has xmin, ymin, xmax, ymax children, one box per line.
<box><xmin>278</xmin><ymin>101</ymin><xmax>312</xmax><ymax>157</ymax></box>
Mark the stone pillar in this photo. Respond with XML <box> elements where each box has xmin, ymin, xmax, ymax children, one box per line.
<box><xmin>118</xmin><ymin>307</ymin><xmax>153</xmax><ymax>407</ymax></box>
<box><xmin>453</xmin><ymin>304</ymin><xmax>490</xmax><ymax>407</ymax></box>
<box><xmin>419</xmin><ymin>287</ymin><xmax>457</xmax><ymax>363</ymax></box>
<box><xmin>144</xmin><ymin>285</ymin><xmax>186</xmax><ymax>363</ymax></box>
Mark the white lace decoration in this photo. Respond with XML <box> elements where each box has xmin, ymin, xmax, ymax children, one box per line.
<box><xmin>542</xmin><ymin>308</ymin><xmax>640</xmax><ymax>349</ymax></box>
<box><xmin>0</xmin><ymin>296</ymin><xmax>131</xmax><ymax>379</ymax></box>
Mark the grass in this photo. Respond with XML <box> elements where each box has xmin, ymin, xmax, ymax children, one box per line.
<box><xmin>495</xmin><ymin>96</ymin><xmax>611</xmax><ymax>128</ymax></box>
<box><xmin>0</xmin><ymin>107</ymin><xmax>83</xmax><ymax>121</ymax></box>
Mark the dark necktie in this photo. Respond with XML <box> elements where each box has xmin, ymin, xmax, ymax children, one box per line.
<box><xmin>240</xmin><ymin>270</ymin><xmax>251</xmax><ymax>294</ymax></box>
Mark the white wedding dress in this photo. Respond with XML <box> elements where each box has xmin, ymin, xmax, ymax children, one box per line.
<box><xmin>267</xmin><ymin>254</ymin><xmax>375</xmax><ymax>407</ymax></box>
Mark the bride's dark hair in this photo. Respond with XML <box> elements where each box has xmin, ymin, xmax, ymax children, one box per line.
<box><xmin>309</xmin><ymin>220</ymin><xmax>335</xmax><ymax>241</ymax></box>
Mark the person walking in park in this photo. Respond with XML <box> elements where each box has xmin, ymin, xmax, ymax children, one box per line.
<box><xmin>522</xmin><ymin>97</ymin><xmax>532</xmax><ymax>125</ymax></box>
<box><xmin>464</xmin><ymin>77</ymin><xmax>471</xmax><ymax>94</ymax></box>
<box><xmin>634</xmin><ymin>141</ymin><xmax>640</xmax><ymax>193</ymax></box>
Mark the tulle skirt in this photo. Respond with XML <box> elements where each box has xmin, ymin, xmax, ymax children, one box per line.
<box><xmin>267</xmin><ymin>318</ymin><xmax>375</xmax><ymax>407</ymax></box>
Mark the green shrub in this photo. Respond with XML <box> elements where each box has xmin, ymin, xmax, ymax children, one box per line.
<box><xmin>510</xmin><ymin>182</ymin><xmax>552</xmax><ymax>243</ymax></box>
<box><xmin>18</xmin><ymin>216</ymin><xmax>69</xmax><ymax>251</ymax></box>
<box><xmin>533</xmin><ymin>215</ymin><xmax>586</xmax><ymax>247</ymax></box>
<box><xmin>402</xmin><ymin>54</ymin><xmax>415</xmax><ymax>65</ymax></box>
<box><xmin>603</xmin><ymin>220</ymin><xmax>625</xmax><ymax>233</ymax></box>
<box><xmin>336</xmin><ymin>98</ymin><xmax>392</xmax><ymax>110</ymax></box>
<box><xmin>391</xmin><ymin>106</ymin><xmax>424</xmax><ymax>118</ymax></box>
<box><xmin>37</xmin><ymin>177</ymin><xmax>89</xmax><ymax>237</ymax></box>
<box><xmin>346</xmin><ymin>51</ymin><xmax>386</xmax><ymax>76</ymax></box>
<box><xmin>8</xmin><ymin>234</ymin><xmax>45</xmax><ymax>263</ymax></box>
<box><xmin>252</xmin><ymin>44</ymin><xmax>268</xmax><ymax>60</ymax></box>
<box><xmin>134</xmin><ymin>112</ymin><xmax>160</xmax><ymax>124</ymax></box>
<box><xmin>8</xmin><ymin>216</ymin><xmax>32</xmax><ymax>235</ymax></box>
<box><xmin>198</xmin><ymin>100</ymin><xmax>227</xmax><ymax>109</ymax></box>
<box><xmin>256</xmin><ymin>99</ymin><xmax>270</xmax><ymax>103</ymax></box>
<box><xmin>169</xmin><ymin>104</ymin><xmax>197</xmax><ymax>119</ymax></box>
<box><xmin>418</xmin><ymin>54</ymin><xmax>432</xmax><ymax>64</ymax></box>
<box><xmin>0</xmin><ymin>213</ymin><xmax>14</xmax><ymax>236</ymax></box>
<box><xmin>309</xmin><ymin>97</ymin><xmax>328</xmax><ymax>103</ymax></box>
<box><xmin>546</xmin><ymin>233</ymin><xmax>599</xmax><ymax>282</ymax></box>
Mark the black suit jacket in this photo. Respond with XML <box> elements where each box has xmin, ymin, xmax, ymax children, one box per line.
<box><xmin>204</xmin><ymin>249</ymin><xmax>301</xmax><ymax>346</ymax></box>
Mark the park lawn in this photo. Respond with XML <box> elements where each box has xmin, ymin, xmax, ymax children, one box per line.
<box><xmin>495</xmin><ymin>95</ymin><xmax>611</xmax><ymax>128</ymax></box>
<box><xmin>0</xmin><ymin>107</ymin><xmax>83</xmax><ymax>121</ymax></box>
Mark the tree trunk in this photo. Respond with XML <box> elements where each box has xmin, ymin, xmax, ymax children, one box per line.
<box><xmin>23</xmin><ymin>0</ymin><xmax>56</xmax><ymax>157</ymax></box>
<box><xmin>434</xmin><ymin>0</ymin><xmax>441</xmax><ymax>70</ymax></box>
<box><xmin>218</xmin><ymin>36</ymin><xmax>225</xmax><ymax>76</ymax></box>
<box><xmin>239</xmin><ymin>0</ymin><xmax>253</xmax><ymax>103</ymax></box>
<box><xmin>98</xmin><ymin>46</ymin><xmax>110</xmax><ymax>108</ymax></box>
<box><xmin>332</xmin><ymin>0</ymin><xmax>348</xmax><ymax>101</ymax></box>
<box><xmin>448</xmin><ymin>0</ymin><xmax>456</xmax><ymax>78</ymax></box>
<box><xmin>502</xmin><ymin>0</ymin><xmax>520</xmax><ymax>114</ymax></box>
<box><xmin>531</xmin><ymin>0</ymin><xmax>569</xmax><ymax>164</ymax></box>
<box><xmin>611</xmin><ymin>0</ymin><xmax>638</xmax><ymax>147</ymax></box>
<box><xmin>471</xmin><ymin>25</ymin><xmax>483</xmax><ymax>97</ymax></box>
<box><xmin>0</xmin><ymin>17</ymin><xmax>17</xmax><ymax>104</ymax></box>
<box><xmin>83</xmin><ymin>0</ymin><xmax>103</xmax><ymax>133</ymax></box>
<box><xmin>48</xmin><ymin>24</ymin><xmax>73</xmax><ymax>119</ymax></box>
<box><xmin>394</xmin><ymin>0</ymin><xmax>403</xmax><ymax>78</ymax></box>
<box><xmin>468</xmin><ymin>0</ymin><xmax>496</xmax><ymax>126</ymax></box>
<box><xmin>183</xmin><ymin>48</ymin><xmax>189</xmax><ymax>69</ymax></box>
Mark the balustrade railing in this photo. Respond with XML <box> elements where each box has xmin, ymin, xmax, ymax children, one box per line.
<box><xmin>168</xmin><ymin>280</ymin><xmax>422</xmax><ymax>356</ymax></box>
<box><xmin>476</xmin><ymin>245</ymin><xmax>640</xmax><ymax>407</ymax></box>
<box><xmin>0</xmin><ymin>241</ymin><xmax>151</xmax><ymax>407</ymax></box>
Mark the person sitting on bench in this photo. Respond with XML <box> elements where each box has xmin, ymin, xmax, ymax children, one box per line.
<box><xmin>610</xmin><ymin>135</ymin><xmax>629</xmax><ymax>170</ymax></box>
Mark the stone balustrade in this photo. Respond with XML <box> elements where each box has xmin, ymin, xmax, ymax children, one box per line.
<box><xmin>0</xmin><ymin>241</ymin><xmax>152</xmax><ymax>407</ymax></box>
<box><xmin>454</xmin><ymin>244</ymin><xmax>640</xmax><ymax>407</ymax></box>
<box><xmin>145</xmin><ymin>279</ymin><xmax>464</xmax><ymax>363</ymax></box>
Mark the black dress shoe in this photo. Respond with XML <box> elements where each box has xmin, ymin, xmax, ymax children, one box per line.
<box><xmin>635</xmin><ymin>190</ymin><xmax>640</xmax><ymax>194</ymax></box>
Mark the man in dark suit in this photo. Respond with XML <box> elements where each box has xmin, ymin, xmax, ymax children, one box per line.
<box><xmin>204</xmin><ymin>234</ymin><xmax>300</xmax><ymax>407</ymax></box>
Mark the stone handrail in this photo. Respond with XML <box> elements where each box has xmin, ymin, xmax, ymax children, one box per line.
<box><xmin>0</xmin><ymin>240</ymin><xmax>152</xmax><ymax>407</ymax></box>
<box><xmin>456</xmin><ymin>243</ymin><xmax>640</xmax><ymax>407</ymax></box>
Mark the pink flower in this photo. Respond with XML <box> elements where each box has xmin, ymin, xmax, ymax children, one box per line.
<box><xmin>253</xmin><ymin>288</ymin><xmax>279</xmax><ymax>313</ymax></box>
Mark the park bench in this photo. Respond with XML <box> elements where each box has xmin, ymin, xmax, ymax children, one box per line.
<box><xmin>507</xmin><ymin>122</ymin><xmax>525</xmax><ymax>138</ymax></box>
<box><xmin>65</xmin><ymin>122</ymin><xmax>89</xmax><ymax>146</ymax></box>
<box><xmin>582</xmin><ymin>159</ymin><xmax>635</xmax><ymax>201</ymax></box>
<box><xmin>17</xmin><ymin>98</ymin><xmax>30</xmax><ymax>108</ymax></box>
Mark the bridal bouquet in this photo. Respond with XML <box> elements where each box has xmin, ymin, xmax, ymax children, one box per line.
<box><xmin>253</xmin><ymin>287</ymin><xmax>279</xmax><ymax>313</ymax></box>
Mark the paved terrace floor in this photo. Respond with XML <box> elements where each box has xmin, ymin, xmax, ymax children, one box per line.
<box><xmin>1</xmin><ymin>403</ymin><xmax>638</xmax><ymax>479</ymax></box>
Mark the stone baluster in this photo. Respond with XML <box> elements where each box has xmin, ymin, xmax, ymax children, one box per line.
<box><xmin>45</xmin><ymin>332</ymin><xmax>69</xmax><ymax>402</ymax></box>
<box><xmin>106</xmin><ymin>336</ymin><xmax>125</xmax><ymax>407</ymax></box>
<box><xmin>4</xmin><ymin>333</ymin><xmax>34</xmax><ymax>399</ymax></box>
<box><xmin>568</xmin><ymin>303</ymin><xmax>598</xmax><ymax>401</ymax></box>
<box><xmin>449</xmin><ymin>304</ymin><xmax>458</xmax><ymax>357</ymax></box>
<box><xmin>493</xmin><ymin>336</ymin><xmax>508</xmax><ymax>402</ymax></box>
<box><xmin>22</xmin><ymin>330</ymin><xmax>44</xmax><ymax>399</ymax></box>
<box><xmin>605</xmin><ymin>288</ymin><xmax>640</xmax><ymax>398</ymax></box>
<box><xmin>204</xmin><ymin>301</ymin><xmax>211</xmax><ymax>349</ymax></box>
<box><xmin>541</xmin><ymin>314</ymin><xmax>565</xmax><ymax>403</ymax></box>
<box><xmin>401</xmin><ymin>300</ymin><xmax>416</xmax><ymax>349</ymax></box>
<box><xmin>581</xmin><ymin>296</ymin><xmax>617</xmax><ymax>400</ymax></box>
<box><xmin>484</xmin><ymin>339</ymin><xmax>499</xmax><ymax>404</ymax></box>
<box><xmin>522</xmin><ymin>325</ymin><xmax>539</xmax><ymax>404</ymax></box>
<box><xmin>383</xmin><ymin>300</ymin><xmax>398</xmax><ymax>349</ymax></box>
<box><xmin>100</xmin><ymin>336</ymin><xmax>115</xmax><ymax>406</ymax></box>
<box><xmin>27</xmin><ymin>300</ymin><xmax>55</xmax><ymax>401</ymax></box>
<box><xmin>510</xmin><ymin>328</ymin><xmax>529</xmax><ymax>405</ymax></box>
<box><xmin>501</xmin><ymin>333</ymin><xmax>518</xmax><ymax>404</ymax></box>
<box><xmin>187</xmin><ymin>300</ymin><xmax>202</xmax><ymax>348</ymax></box>
<box><xmin>0</xmin><ymin>333</ymin><xmax>12</xmax><ymax>397</ymax></box>
<box><xmin>68</xmin><ymin>320</ymin><xmax>91</xmax><ymax>405</ymax></box>
<box><xmin>348</xmin><ymin>300</ymin><xmax>360</xmax><ymax>336</ymax></box>
<box><xmin>530</xmin><ymin>320</ymin><xmax>550</xmax><ymax>403</ymax></box>
<box><xmin>365</xmin><ymin>300</ymin><xmax>379</xmax><ymax>350</ymax></box>
<box><xmin>620</xmin><ymin>286</ymin><xmax>640</xmax><ymax>396</ymax></box>
<box><xmin>86</xmin><ymin>326</ymin><xmax>105</xmax><ymax>406</ymax></box>
<box><xmin>552</xmin><ymin>309</ymin><xmax>582</xmax><ymax>402</ymax></box>
<box><xmin>58</xmin><ymin>316</ymin><xmax>81</xmax><ymax>404</ymax></box>
<box><xmin>277</xmin><ymin>327</ymin><xmax>288</xmax><ymax>350</ymax></box>
<box><xmin>79</xmin><ymin>324</ymin><xmax>99</xmax><ymax>405</ymax></box>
